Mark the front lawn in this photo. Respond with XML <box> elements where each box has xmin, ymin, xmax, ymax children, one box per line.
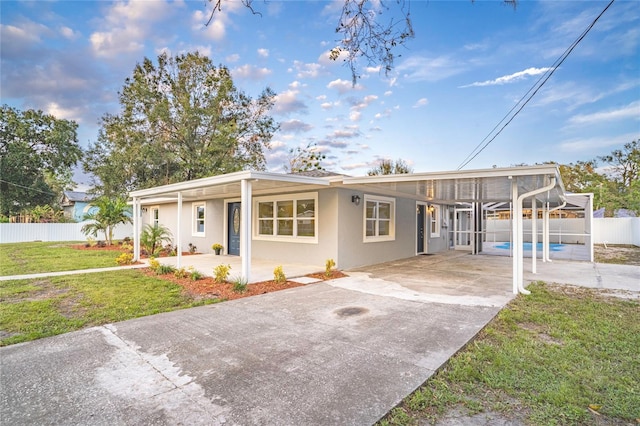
<box><xmin>0</xmin><ymin>270</ymin><xmax>216</xmax><ymax>346</ymax></box>
<box><xmin>379</xmin><ymin>282</ymin><xmax>640</xmax><ymax>425</ymax></box>
<box><xmin>0</xmin><ymin>241</ymin><xmax>126</xmax><ymax>276</ymax></box>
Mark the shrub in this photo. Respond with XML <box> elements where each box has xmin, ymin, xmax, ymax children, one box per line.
<box><xmin>156</xmin><ymin>264</ymin><xmax>176</xmax><ymax>275</ymax></box>
<box><xmin>232</xmin><ymin>276</ymin><xmax>248</xmax><ymax>293</ymax></box>
<box><xmin>273</xmin><ymin>265</ymin><xmax>286</xmax><ymax>284</ymax></box>
<box><xmin>148</xmin><ymin>257</ymin><xmax>160</xmax><ymax>272</ymax></box>
<box><xmin>213</xmin><ymin>264</ymin><xmax>231</xmax><ymax>283</ymax></box>
<box><xmin>86</xmin><ymin>237</ymin><xmax>96</xmax><ymax>247</ymax></box>
<box><xmin>174</xmin><ymin>267</ymin><xmax>189</xmax><ymax>279</ymax></box>
<box><xmin>121</xmin><ymin>242</ymin><xmax>133</xmax><ymax>252</ymax></box>
<box><xmin>188</xmin><ymin>267</ymin><xmax>202</xmax><ymax>281</ymax></box>
<box><xmin>140</xmin><ymin>224</ymin><xmax>173</xmax><ymax>256</ymax></box>
<box><xmin>325</xmin><ymin>258</ymin><xmax>336</xmax><ymax>277</ymax></box>
<box><xmin>115</xmin><ymin>252</ymin><xmax>133</xmax><ymax>265</ymax></box>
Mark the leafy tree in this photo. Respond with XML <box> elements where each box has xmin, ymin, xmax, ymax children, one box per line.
<box><xmin>84</xmin><ymin>52</ymin><xmax>278</xmax><ymax>196</ymax></box>
<box><xmin>286</xmin><ymin>142</ymin><xmax>327</xmax><ymax>173</ymax></box>
<box><xmin>140</xmin><ymin>224</ymin><xmax>173</xmax><ymax>256</ymax></box>
<box><xmin>367</xmin><ymin>158</ymin><xmax>413</xmax><ymax>175</ymax></box>
<box><xmin>206</xmin><ymin>0</ymin><xmax>515</xmax><ymax>83</ymax></box>
<box><xmin>81</xmin><ymin>196</ymin><xmax>132</xmax><ymax>246</ymax></box>
<box><xmin>0</xmin><ymin>105</ymin><xmax>81</xmax><ymax>216</ymax></box>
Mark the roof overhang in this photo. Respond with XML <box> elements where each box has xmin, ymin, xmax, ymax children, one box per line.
<box><xmin>129</xmin><ymin>170</ymin><xmax>331</xmax><ymax>203</ymax></box>
<box><xmin>342</xmin><ymin>165</ymin><xmax>567</xmax><ymax>207</ymax></box>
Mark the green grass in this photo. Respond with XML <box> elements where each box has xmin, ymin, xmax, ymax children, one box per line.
<box><xmin>0</xmin><ymin>241</ymin><xmax>125</xmax><ymax>276</ymax></box>
<box><xmin>379</xmin><ymin>282</ymin><xmax>640</xmax><ymax>425</ymax></box>
<box><xmin>0</xmin><ymin>270</ymin><xmax>217</xmax><ymax>346</ymax></box>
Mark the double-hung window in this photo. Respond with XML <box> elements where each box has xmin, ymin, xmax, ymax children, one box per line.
<box><xmin>192</xmin><ymin>203</ymin><xmax>205</xmax><ymax>237</ymax></box>
<box><xmin>255</xmin><ymin>193</ymin><xmax>317</xmax><ymax>242</ymax></box>
<box><xmin>430</xmin><ymin>205</ymin><xmax>440</xmax><ymax>237</ymax></box>
<box><xmin>364</xmin><ymin>195</ymin><xmax>395</xmax><ymax>242</ymax></box>
<box><xmin>150</xmin><ymin>206</ymin><xmax>159</xmax><ymax>227</ymax></box>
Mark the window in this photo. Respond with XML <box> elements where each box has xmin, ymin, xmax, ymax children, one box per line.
<box><xmin>255</xmin><ymin>193</ymin><xmax>317</xmax><ymax>242</ymax></box>
<box><xmin>364</xmin><ymin>195</ymin><xmax>395</xmax><ymax>242</ymax></box>
<box><xmin>150</xmin><ymin>207</ymin><xmax>159</xmax><ymax>227</ymax></box>
<box><xmin>430</xmin><ymin>205</ymin><xmax>440</xmax><ymax>237</ymax></box>
<box><xmin>192</xmin><ymin>203</ymin><xmax>205</xmax><ymax>236</ymax></box>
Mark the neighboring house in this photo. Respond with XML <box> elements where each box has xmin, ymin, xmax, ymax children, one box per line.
<box><xmin>129</xmin><ymin>165</ymin><xmax>592</xmax><ymax>293</ymax></box>
<box><xmin>61</xmin><ymin>191</ymin><xmax>96</xmax><ymax>222</ymax></box>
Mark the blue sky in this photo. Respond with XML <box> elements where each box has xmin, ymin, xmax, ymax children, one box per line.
<box><xmin>2</xmin><ymin>0</ymin><xmax>639</xmax><ymax>186</ymax></box>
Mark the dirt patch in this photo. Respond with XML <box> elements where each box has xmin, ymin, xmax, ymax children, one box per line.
<box><xmin>306</xmin><ymin>270</ymin><xmax>348</xmax><ymax>281</ymax></box>
<box><xmin>594</xmin><ymin>244</ymin><xmax>640</xmax><ymax>266</ymax></box>
<box><xmin>1</xmin><ymin>279</ymin><xmax>70</xmax><ymax>303</ymax></box>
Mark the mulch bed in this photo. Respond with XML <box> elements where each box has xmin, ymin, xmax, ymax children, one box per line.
<box><xmin>71</xmin><ymin>243</ymin><xmax>347</xmax><ymax>300</ymax></box>
<box><xmin>143</xmin><ymin>269</ymin><xmax>348</xmax><ymax>301</ymax></box>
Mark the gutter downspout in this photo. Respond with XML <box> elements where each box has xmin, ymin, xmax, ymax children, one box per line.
<box><xmin>544</xmin><ymin>201</ymin><xmax>566</xmax><ymax>262</ymax></box>
<box><xmin>176</xmin><ymin>192</ymin><xmax>182</xmax><ymax>268</ymax></box>
<box><xmin>516</xmin><ymin>177</ymin><xmax>557</xmax><ymax>295</ymax></box>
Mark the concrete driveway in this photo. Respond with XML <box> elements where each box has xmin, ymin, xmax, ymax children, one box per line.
<box><xmin>0</xmin><ymin>255</ymin><xmax>506</xmax><ymax>425</ymax></box>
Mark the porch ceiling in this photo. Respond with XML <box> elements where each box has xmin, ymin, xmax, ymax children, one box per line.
<box><xmin>343</xmin><ymin>165</ymin><xmax>567</xmax><ymax>207</ymax></box>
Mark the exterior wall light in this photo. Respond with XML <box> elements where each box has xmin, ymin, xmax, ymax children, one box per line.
<box><xmin>351</xmin><ymin>195</ymin><xmax>361</xmax><ymax>206</ymax></box>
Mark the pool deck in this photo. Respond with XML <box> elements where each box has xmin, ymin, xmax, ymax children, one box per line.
<box><xmin>482</xmin><ymin>241</ymin><xmax>590</xmax><ymax>261</ymax></box>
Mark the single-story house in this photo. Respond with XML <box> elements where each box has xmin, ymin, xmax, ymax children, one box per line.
<box><xmin>129</xmin><ymin>165</ymin><xmax>593</xmax><ymax>294</ymax></box>
<box><xmin>61</xmin><ymin>191</ymin><xmax>96</xmax><ymax>222</ymax></box>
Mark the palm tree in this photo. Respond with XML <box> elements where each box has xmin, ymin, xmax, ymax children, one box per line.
<box><xmin>81</xmin><ymin>196</ymin><xmax>132</xmax><ymax>245</ymax></box>
<box><xmin>140</xmin><ymin>224</ymin><xmax>173</xmax><ymax>256</ymax></box>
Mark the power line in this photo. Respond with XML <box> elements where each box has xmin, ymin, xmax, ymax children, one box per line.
<box><xmin>0</xmin><ymin>179</ymin><xmax>58</xmax><ymax>196</ymax></box>
<box><xmin>456</xmin><ymin>0</ymin><xmax>616</xmax><ymax>170</ymax></box>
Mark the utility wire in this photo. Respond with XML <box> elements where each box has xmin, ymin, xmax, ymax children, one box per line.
<box><xmin>456</xmin><ymin>0</ymin><xmax>616</xmax><ymax>170</ymax></box>
<box><xmin>0</xmin><ymin>178</ymin><xmax>58</xmax><ymax>196</ymax></box>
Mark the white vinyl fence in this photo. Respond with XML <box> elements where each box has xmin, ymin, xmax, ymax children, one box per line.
<box><xmin>0</xmin><ymin>222</ymin><xmax>134</xmax><ymax>244</ymax></box>
<box><xmin>593</xmin><ymin>217</ymin><xmax>640</xmax><ymax>246</ymax></box>
<box><xmin>485</xmin><ymin>217</ymin><xmax>639</xmax><ymax>246</ymax></box>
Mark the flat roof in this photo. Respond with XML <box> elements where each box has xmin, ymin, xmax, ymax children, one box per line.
<box><xmin>129</xmin><ymin>165</ymin><xmax>580</xmax><ymax>208</ymax></box>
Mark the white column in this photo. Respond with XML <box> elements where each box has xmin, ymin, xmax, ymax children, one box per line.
<box><xmin>532</xmin><ymin>199</ymin><xmax>538</xmax><ymax>273</ymax></box>
<box><xmin>240</xmin><ymin>179</ymin><xmax>252</xmax><ymax>282</ymax></box>
<box><xmin>176</xmin><ymin>192</ymin><xmax>182</xmax><ymax>268</ymax></box>
<box><xmin>133</xmin><ymin>197</ymin><xmax>140</xmax><ymax>261</ymax></box>
<box><xmin>543</xmin><ymin>202</ymin><xmax>550</xmax><ymax>262</ymax></box>
<box><xmin>511</xmin><ymin>178</ymin><xmax>519</xmax><ymax>295</ymax></box>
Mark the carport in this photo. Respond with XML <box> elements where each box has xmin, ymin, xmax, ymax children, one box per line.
<box><xmin>342</xmin><ymin>165</ymin><xmax>593</xmax><ymax>294</ymax></box>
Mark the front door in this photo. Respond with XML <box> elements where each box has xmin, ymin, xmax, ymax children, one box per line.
<box><xmin>227</xmin><ymin>202</ymin><xmax>241</xmax><ymax>256</ymax></box>
<box><xmin>417</xmin><ymin>204</ymin><xmax>426</xmax><ymax>253</ymax></box>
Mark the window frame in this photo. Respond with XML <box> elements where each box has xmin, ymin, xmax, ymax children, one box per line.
<box><xmin>430</xmin><ymin>205</ymin><xmax>440</xmax><ymax>237</ymax></box>
<box><xmin>253</xmin><ymin>192</ymin><xmax>318</xmax><ymax>243</ymax></box>
<box><xmin>192</xmin><ymin>202</ymin><xmax>206</xmax><ymax>237</ymax></box>
<box><xmin>150</xmin><ymin>206</ymin><xmax>159</xmax><ymax>228</ymax></box>
<box><xmin>363</xmin><ymin>194</ymin><xmax>396</xmax><ymax>243</ymax></box>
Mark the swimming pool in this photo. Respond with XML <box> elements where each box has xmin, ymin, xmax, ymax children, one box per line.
<box><xmin>494</xmin><ymin>242</ymin><xmax>565</xmax><ymax>252</ymax></box>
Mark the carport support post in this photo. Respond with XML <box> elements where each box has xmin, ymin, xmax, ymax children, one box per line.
<box><xmin>543</xmin><ymin>202</ymin><xmax>550</xmax><ymax>262</ymax></box>
<box><xmin>532</xmin><ymin>199</ymin><xmax>537</xmax><ymax>274</ymax></box>
<box><xmin>240</xmin><ymin>179</ymin><xmax>252</xmax><ymax>282</ymax></box>
<box><xmin>133</xmin><ymin>197</ymin><xmax>140</xmax><ymax>261</ymax></box>
<box><xmin>176</xmin><ymin>192</ymin><xmax>182</xmax><ymax>268</ymax></box>
<box><xmin>511</xmin><ymin>178</ymin><xmax>519</xmax><ymax>295</ymax></box>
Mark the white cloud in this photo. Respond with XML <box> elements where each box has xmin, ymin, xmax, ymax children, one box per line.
<box><xmin>316</xmin><ymin>95</ymin><xmax>327</xmax><ymax>101</ymax></box>
<box><xmin>273</xmin><ymin>89</ymin><xmax>307</xmax><ymax>115</ymax></box>
<box><xmin>317</xmin><ymin>47</ymin><xmax>349</xmax><ymax>65</ymax></box>
<box><xmin>292</xmin><ymin>60</ymin><xmax>322</xmax><ymax>79</ymax></box>
<box><xmin>257</xmin><ymin>48</ymin><xmax>269</xmax><ymax>57</ymax></box>
<box><xmin>384</xmin><ymin>90</ymin><xmax>393</xmax><ymax>96</ymax></box>
<box><xmin>461</xmin><ymin>67</ymin><xmax>552</xmax><ymax>88</ymax></box>
<box><xmin>280</xmin><ymin>119</ymin><xmax>313</xmax><ymax>133</ymax></box>
<box><xmin>559</xmin><ymin>133</ymin><xmax>638</xmax><ymax>152</ymax></box>
<box><xmin>232</xmin><ymin>64</ymin><xmax>272</xmax><ymax>80</ymax></box>
<box><xmin>397</xmin><ymin>55</ymin><xmax>466</xmax><ymax>82</ymax></box>
<box><xmin>351</xmin><ymin>94</ymin><xmax>378</xmax><ymax>111</ymax></box>
<box><xmin>320</xmin><ymin>102</ymin><xmax>334</xmax><ymax>110</ymax></box>
<box><xmin>413</xmin><ymin>98</ymin><xmax>428</xmax><ymax>108</ymax></box>
<box><xmin>59</xmin><ymin>26</ymin><xmax>79</xmax><ymax>40</ymax></box>
<box><xmin>90</xmin><ymin>0</ymin><xmax>180</xmax><ymax>58</ymax></box>
<box><xmin>567</xmin><ymin>101</ymin><xmax>640</xmax><ymax>126</ymax></box>
<box><xmin>349</xmin><ymin>111</ymin><xmax>361</xmax><ymax>121</ymax></box>
<box><xmin>327</xmin><ymin>78</ymin><xmax>361</xmax><ymax>94</ymax></box>
<box><xmin>226</xmin><ymin>53</ymin><xmax>240</xmax><ymax>63</ymax></box>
